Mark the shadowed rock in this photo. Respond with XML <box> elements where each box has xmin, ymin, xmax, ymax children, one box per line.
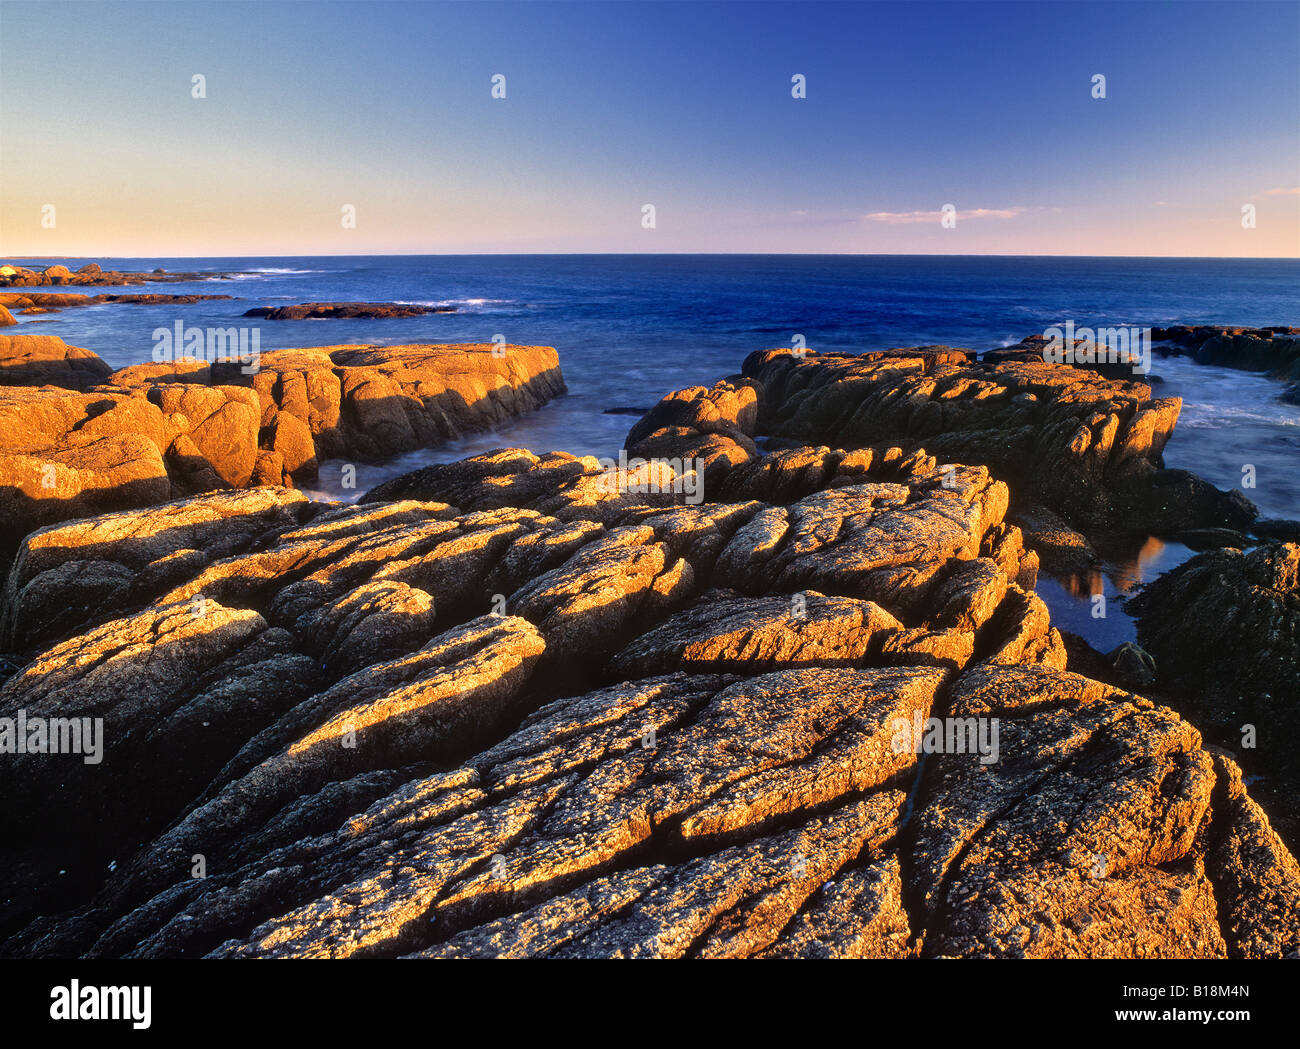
<box><xmin>1127</xmin><ymin>541</ymin><xmax>1300</xmax><ymax>848</ymax></box>
<box><xmin>0</xmin><ymin>335</ymin><xmax>113</xmax><ymax>389</ymax></box>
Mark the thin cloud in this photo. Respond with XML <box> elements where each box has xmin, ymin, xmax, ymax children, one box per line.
<box><xmin>860</xmin><ymin>207</ymin><xmax>1025</xmax><ymax>225</ymax></box>
<box><xmin>1264</xmin><ymin>186</ymin><xmax>1300</xmax><ymax>196</ymax></box>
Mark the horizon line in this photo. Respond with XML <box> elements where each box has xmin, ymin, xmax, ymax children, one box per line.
<box><xmin>4</xmin><ymin>251</ymin><xmax>1298</xmax><ymax>262</ymax></box>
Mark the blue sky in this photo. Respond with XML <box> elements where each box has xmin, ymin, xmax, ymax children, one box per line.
<box><xmin>1</xmin><ymin>0</ymin><xmax>1296</xmax><ymax>255</ymax></box>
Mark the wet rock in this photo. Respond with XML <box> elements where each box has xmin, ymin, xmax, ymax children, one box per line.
<box><xmin>1109</xmin><ymin>640</ymin><xmax>1157</xmax><ymax>688</ymax></box>
<box><xmin>1172</xmin><ymin>527</ymin><xmax>1253</xmax><ymax>551</ymax></box>
<box><xmin>1253</xmin><ymin>517</ymin><xmax>1300</xmax><ymax>543</ymax></box>
<box><xmin>1195</xmin><ymin>332</ymin><xmax>1300</xmax><ymax>382</ymax></box>
<box><xmin>1128</xmin><ymin>542</ymin><xmax>1300</xmax><ymax>847</ymax></box>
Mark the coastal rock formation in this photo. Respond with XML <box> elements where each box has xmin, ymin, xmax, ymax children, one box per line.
<box><xmin>1126</xmin><ymin>542</ymin><xmax>1300</xmax><ymax>848</ymax></box>
<box><xmin>0</xmin><ymin>291</ymin><xmax>233</xmax><ymax>315</ymax></box>
<box><xmin>0</xmin><ymin>371</ymin><xmax>263</xmax><ymax>561</ymax></box>
<box><xmin>243</xmin><ymin>302</ymin><xmax>456</xmax><ymax>320</ymax></box>
<box><xmin>0</xmin><ymin>333</ymin><xmax>114</xmax><ymax>389</ymax></box>
<box><xmin>1152</xmin><ymin>324</ymin><xmax>1300</xmax><ymax>380</ymax></box>
<box><xmin>731</xmin><ymin>346</ymin><xmax>1254</xmax><ymax>535</ymax></box>
<box><xmin>0</xmin><ymin>263</ymin><xmax>248</xmax><ymax>287</ymax></box>
<box><xmin>624</xmin><ymin>378</ymin><xmax>761</xmax><ymax>487</ymax></box>
<box><xmin>0</xmin><ymin>341</ymin><xmax>566</xmax><ymax>563</ymax></box>
<box><xmin>211</xmin><ymin>342</ymin><xmax>567</xmax><ymax>465</ymax></box>
<box><xmin>0</xmin><ymin>438</ymin><xmax>1295</xmax><ymax>960</ymax></box>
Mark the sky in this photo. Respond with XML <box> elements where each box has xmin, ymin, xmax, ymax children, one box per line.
<box><xmin>0</xmin><ymin>0</ymin><xmax>1297</xmax><ymax>257</ymax></box>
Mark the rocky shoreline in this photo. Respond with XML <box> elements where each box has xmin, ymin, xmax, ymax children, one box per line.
<box><xmin>0</xmin><ymin>334</ymin><xmax>1296</xmax><ymax>959</ymax></box>
<box><xmin>0</xmin><ymin>334</ymin><xmax>565</xmax><ymax>561</ymax></box>
<box><xmin>0</xmin><ymin>262</ymin><xmax>252</xmax><ymax>288</ymax></box>
<box><xmin>0</xmin><ymin>292</ymin><xmax>235</xmax><ymax>326</ymax></box>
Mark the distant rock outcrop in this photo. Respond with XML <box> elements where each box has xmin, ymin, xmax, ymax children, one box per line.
<box><xmin>243</xmin><ymin>302</ymin><xmax>456</xmax><ymax>320</ymax></box>
<box><xmin>1150</xmin><ymin>325</ymin><xmax>1300</xmax><ymax>382</ymax></box>
<box><xmin>0</xmin><ymin>262</ymin><xmax>249</xmax><ymax>287</ymax></box>
<box><xmin>0</xmin><ymin>291</ymin><xmax>232</xmax><ymax>313</ymax></box>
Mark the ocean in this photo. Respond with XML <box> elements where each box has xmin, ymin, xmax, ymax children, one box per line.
<box><xmin>7</xmin><ymin>253</ymin><xmax>1299</xmax><ymax>651</ymax></box>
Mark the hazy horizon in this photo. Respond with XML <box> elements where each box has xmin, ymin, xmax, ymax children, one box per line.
<box><xmin>7</xmin><ymin>251</ymin><xmax>1300</xmax><ymax>262</ymax></box>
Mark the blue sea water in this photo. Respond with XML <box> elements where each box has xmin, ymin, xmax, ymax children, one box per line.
<box><xmin>8</xmin><ymin>253</ymin><xmax>1299</xmax><ymax>648</ymax></box>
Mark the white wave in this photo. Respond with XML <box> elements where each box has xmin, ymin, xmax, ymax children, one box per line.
<box><xmin>394</xmin><ymin>298</ymin><xmax>515</xmax><ymax>309</ymax></box>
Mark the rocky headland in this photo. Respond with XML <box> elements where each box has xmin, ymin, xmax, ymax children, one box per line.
<box><xmin>0</xmin><ymin>337</ymin><xmax>1295</xmax><ymax>960</ymax></box>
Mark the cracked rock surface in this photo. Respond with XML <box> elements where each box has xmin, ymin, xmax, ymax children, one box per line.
<box><xmin>0</xmin><ymin>429</ymin><xmax>1294</xmax><ymax>959</ymax></box>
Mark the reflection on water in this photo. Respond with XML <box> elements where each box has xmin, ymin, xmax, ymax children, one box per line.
<box><xmin>1036</xmin><ymin>353</ymin><xmax>1298</xmax><ymax>653</ymax></box>
<box><xmin>1036</xmin><ymin>535</ymin><xmax>1200</xmax><ymax>653</ymax></box>
<box><xmin>1050</xmin><ymin>535</ymin><xmax>1180</xmax><ymax>598</ymax></box>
